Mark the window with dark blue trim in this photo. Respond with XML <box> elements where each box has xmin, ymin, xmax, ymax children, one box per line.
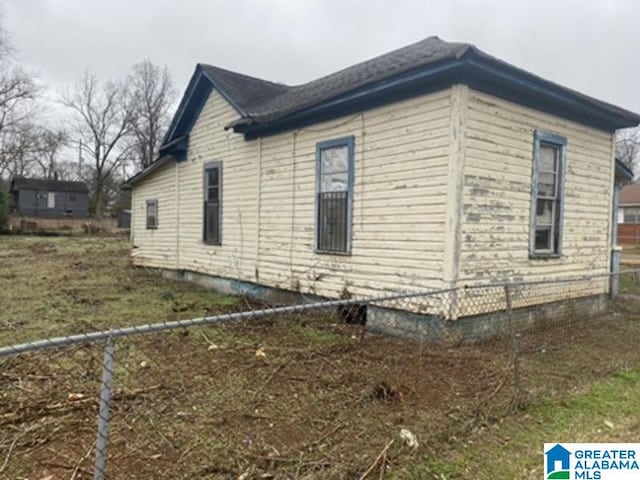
<box><xmin>146</xmin><ymin>199</ymin><xmax>158</xmax><ymax>229</ymax></box>
<box><xmin>203</xmin><ymin>161</ymin><xmax>222</xmax><ymax>245</ymax></box>
<box><xmin>530</xmin><ymin>131</ymin><xmax>567</xmax><ymax>257</ymax></box>
<box><xmin>315</xmin><ymin>136</ymin><xmax>354</xmax><ymax>254</ymax></box>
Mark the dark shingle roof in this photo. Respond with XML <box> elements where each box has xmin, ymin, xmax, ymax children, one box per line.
<box><xmin>11</xmin><ymin>177</ymin><xmax>89</xmax><ymax>193</ymax></box>
<box><xmin>204</xmin><ymin>36</ymin><xmax>469</xmax><ymax>125</ymax></box>
<box><xmin>129</xmin><ymin>36</ymin><xmax>640</xmax><ymax>188</ymax></box>
<box><xmin>198</xmin><ymin>36</ymin><xmax>639</xmax><ymax>131</ymax></box>
<box><xmin>199</xmin><ymin>64</ymin><xmax>289</xmax><ymax>115</ymax></box>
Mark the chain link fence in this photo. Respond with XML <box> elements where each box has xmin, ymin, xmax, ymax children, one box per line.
<box><xmin>1</xmin><ymin>270</ymin><xmax>640</xmax><ymax>479</ymax></box>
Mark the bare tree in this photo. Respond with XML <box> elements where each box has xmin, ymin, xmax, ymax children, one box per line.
<box><xmin>128</xmin><ymin>60</ymin><xmax>176</xmax><ymax>170</ymax></box>
<box><xmin>617</xmin><ymin>127</ymin><xmax>640</xmax><ymax>179</ymax></box>
<box><xmin>0</xmin><ymin>16</ymin><xmax>38</xmax><ymax>178</ymax></box>
<box><xmin>30</xmin><ymin>127</ymin><xmax>68</xmax><ymax>179</ymax></box>
<box><xmin>0</xmin><ymin>123</ymin><xmax>35</xmax><ymax>178</ymax></box>
<box><xmin>0</xmin><ymin>123</ymin><xmax>69</xmax><ymax>180</ymax></box>
<box><xmin>61</xmin><ymin>72</ymin><xmax>136</xmax><ymax>216</ymax></box>
<box><xmin>0</xmin><ymin>67</ymin><xmax>37</xmax><ymax>134</ymax></box>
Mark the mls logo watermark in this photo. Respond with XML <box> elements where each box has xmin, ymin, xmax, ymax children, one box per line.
<box><xmin>544</xmin><ymin>444</ymin><xmax>640</xmax><ymax>479</ymax></box>
<box><xmin>546</xmin><ymin>444</ymin><xmax>571</xmax><ymax>479</ymax></box>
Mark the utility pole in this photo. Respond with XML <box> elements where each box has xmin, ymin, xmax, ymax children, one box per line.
<box><xmin>78</xmin><ymin>139</ymin><xmax>83</xmax><ymax>179</ymax></box>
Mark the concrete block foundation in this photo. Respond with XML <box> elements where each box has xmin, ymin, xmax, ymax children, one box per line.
<box><xmin>152</xmin><ymin>267</ymin><xmax>610</xmax><ymax>343</ymax></box>
<box><xmin>368</xmin><ymin>293</ymin><xmax>609</xmax><ymax>343</ymax></box>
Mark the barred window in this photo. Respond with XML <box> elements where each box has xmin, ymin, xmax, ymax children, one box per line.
<box><xmin>530</xmin><ymin>131</ymin><xmax>567</xmax><ymax>256</ymax></box>
<box><xmin>316</xmin><ymin>137</ymin><xmax>354</xmax><ymax>254</ymax></box>
<box><xmin>146</xmin><ymin>199</ymin><xmax>158</xmax><ymax>229</ymax></box>
<box><xmin>203</xmin><ymin>163</ymin><xmax>222</xmax><ymax>245</ymax></box>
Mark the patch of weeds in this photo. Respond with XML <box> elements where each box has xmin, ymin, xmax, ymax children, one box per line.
<box><xmin>288</xmin><ymin>321</ymin><xmax>349</xmax><ymax>345</ymax></box>
<box><xmin>210</xmin><ymin>295</ymin><xmax>241</xmax><ymax>307</ymax></box>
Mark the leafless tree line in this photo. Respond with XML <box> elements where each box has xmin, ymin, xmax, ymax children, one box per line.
<box><xmin>0</xmin><ymin>18</ymin><xmax>176</xmax><ymax>216</ymax></box>
<box><xmin>60</xmin><ymin>64</ymin><xmax>176</xmax><ymax>215</ymax></box>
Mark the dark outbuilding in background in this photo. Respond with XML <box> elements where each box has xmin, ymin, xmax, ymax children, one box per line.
<box><xmin>10</xmin><ymin>177</ymin><xmax>89</xmax><ymax>218</ymax></box>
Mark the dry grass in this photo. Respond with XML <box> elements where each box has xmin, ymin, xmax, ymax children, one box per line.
<box><xmin>1</xmin><ymin>236</ymin><xmax>640</xmax><ymax>479</ymax></box>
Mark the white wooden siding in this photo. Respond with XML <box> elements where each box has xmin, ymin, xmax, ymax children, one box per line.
<box><xmin>132</xmin><ymin>88</ymin><xmax>454</xmax><ymax>299</ymax></box>
<box><xmin>130</xmin><ymin>85</ymin><xmax>615</xmax><ymax>311</ymax></box>
<box><xmin>130</xmin><ymin>161</ymin><xmax>177</xmax><ymax>269</ymax></box>
<box><xmin>457</xmin><ymin>89</ymin><xmax>614</xmax><ymax>301</ymax></box>
<box><xmin>176</xmin><ymin>91</ymin><xmax>259</xmax><ymax>283</ymax></box>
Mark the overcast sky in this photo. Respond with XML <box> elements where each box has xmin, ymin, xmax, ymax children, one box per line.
<box><xmin>3</xmin><ymin>0</ymin><xmax>640</xmax><ymax>117</ymax></box>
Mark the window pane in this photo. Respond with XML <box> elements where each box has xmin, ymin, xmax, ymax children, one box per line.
<box><xmin>316</xmin><ymin>139</ymin><xmax>352</xmax><ymax>254</ymax></box>
<box><xmin>317</xmin><ymin>191</ymin><xmax>348</xmax><ymax>252</ymax></box>
<box><xmin>537</xmin><ymin>171</ymin><xmax>557</xmax><ymax>197</ymax></box>
<box><xmin>535</xmin><ymin>227</ymin><xmax>552</xmax><ymax>251</ymax></box>
<box><xmin>203</xmin><ymin>165</ymin><xmax>222</xmax><ymax>244</ymax></box>
<box><xmin>536</xmin><ymin>199</ymin><xmax>554</xmax><ymax>225</ymax></box>
<box><xmin>321</xmin><ymin>171</ymin><xmax>348</xmax><ymax>192</ymax></box>
<box><xmin>320</xmin><ymin>146</ymin><xmax>349</xmax><ymax>175</ymax></box>
<box><xmin>539</xmin><ymin>144</ymin><xmax>557</xmax><ymax>172</ymax></box>
<box><xmin>146</xmin><ymin>201</ymin><xmax>157</xmax><ymax>228</ymax></box>
<box><xmin>204</xmin><ymin>201</ymin><xmax>220</xmax><ymax>243</ymax></box>
<box><xmin>532</xmin><ymin>136</ymin><xmax>565</xmax><ymax>255</ymax></box>
<box><xmin>207</xmin><ymin>168</ymin><xmax>219</xmax><ymax>187</ymax></box>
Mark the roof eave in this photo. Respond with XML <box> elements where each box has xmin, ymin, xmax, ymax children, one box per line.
<box><xmin>464</xmin><ymin>50</ymin><xmax>640</xmax><ymax>130</ymax></box>
<box><xmin>162</xmin><ymin>65</ymin><xmax>249</xmax><ymax>148</ymax></box>
<box><xmin>235</xmin><ymin>58</ymin><xmax>466</xmax><ymax>139</ymax></box>
<box><xmin>122</xmin><ymin>155</ymin><xmax>174</xmax><ymax>190</ymax></box>
<box><xmin>234</xmin><ymin>53</ymin><xmax>640</xmax><ymax>139</ymax></box>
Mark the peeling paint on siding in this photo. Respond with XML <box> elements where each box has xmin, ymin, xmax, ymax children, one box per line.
<box><xmin>131</xmin><ymin>86</ymin><xmax>614</xmax><ymax>309</ymax></box>
<box><xmin>132</xmin><ymin>88</ymin><xmax>454</xmax><ymax>298</ymax></box>
<box><xmin>459</xmin><ymin>90</ymin><xmax>614</xmax><ymax>293</ymax></box>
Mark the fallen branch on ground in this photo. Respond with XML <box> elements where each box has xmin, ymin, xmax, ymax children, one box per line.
<box><xmin>358</xmin><ymin>439</ymin><xmax>394</xmax><ymax>480</ymax></box>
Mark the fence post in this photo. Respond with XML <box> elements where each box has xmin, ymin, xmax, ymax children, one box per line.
<box><xmin>504</xmin><ymin>285</ymin><xmax>521</xmax><ymax>400</ymax></box>
<box><xmin>94</xmin><ymin>337</ymin><xmax>115</xmax><ymax>480</ymax></box>
<box><xmin>610</xmin><ymin>247</ymin><xmax>621</xmax><ymax>298</ymax></box>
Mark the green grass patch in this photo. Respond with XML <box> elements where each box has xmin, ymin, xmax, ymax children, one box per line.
<box><xmin>619</xmin><ymin>272</ymin><xmax>640</xmax><ymax>294</ymax></box>
<box><xmin>0</xmin><ymin>235</ymin><xmax>242</xmax><ymax>346</ymax></box>
<box><xmin>416</xmin><ymin>369</ymin><xmax>640</xmax><ymax>479</ymax></box>
<box><xmin>287</xmin><ymin>320</ymin><xmax>350</xmax><ymax>345</ymax></box>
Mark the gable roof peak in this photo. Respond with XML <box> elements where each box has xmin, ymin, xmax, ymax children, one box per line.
<box><xmin>198</xmin><ymin>63</ymin><xmax>290</xmax><ymax>115</ymax></box>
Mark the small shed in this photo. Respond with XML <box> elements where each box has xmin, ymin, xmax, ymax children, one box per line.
<box><xmin>10</xmin><ymin>177</ymin><xmax>89</xmax><ymax>218</ymax></box>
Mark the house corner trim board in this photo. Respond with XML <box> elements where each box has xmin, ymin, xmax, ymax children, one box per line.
<box><xmin>443</xmin><ymin>84</ymin><xmax>469</xmax><ymax>289</ymax></box>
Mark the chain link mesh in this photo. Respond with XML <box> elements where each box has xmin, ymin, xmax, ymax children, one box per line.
<box><xmin>1</xmin><ymin>270</ymin><xmax>639</xmax><ymax>478</ymax></box>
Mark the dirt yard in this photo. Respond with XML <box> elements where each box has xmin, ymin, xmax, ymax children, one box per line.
<box><xmin>1</xmin><ymin>236</ymin><xmax>640</xmax><ymax>479</ymax></box>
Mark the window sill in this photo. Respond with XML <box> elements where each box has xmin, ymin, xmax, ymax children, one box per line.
<box><xmin>315</xmin><ymin>249</ymin><xmax>352</xmax><ymax>256</ymax></box>
<box><xmin>203</xmin><ymin>241</ymin><xmax>222</xmax><ymax>246</ymax></box>
<box><xmin>146</xmin><ymin>226</ymin><xmax>158</xmax><ymax>230</ymax></box>
<box><xmin>529</xmin><ymin>253</ymin><xmax>563</xmax><ymax>260</ymax></box>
